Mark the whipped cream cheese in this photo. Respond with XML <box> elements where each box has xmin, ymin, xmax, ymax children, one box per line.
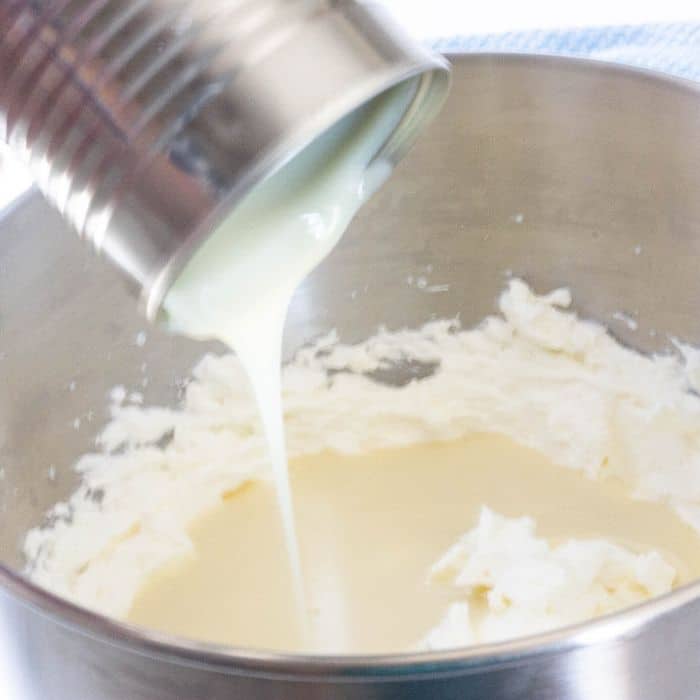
<box><xmin>424</xmin><ymin>507</ymin><xmax>676</xmax><ymax>649</ymax></box>
<box><xmin>23</xmin><ymin>279</ymin><xmax>700</xmax><ymax>642</ymax></box>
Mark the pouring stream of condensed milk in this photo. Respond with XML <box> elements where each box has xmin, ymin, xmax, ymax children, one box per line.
<box><xmin>162</xmin><ymin>81</ymin><xmax>422</xmax><ymax>636</ymax></box>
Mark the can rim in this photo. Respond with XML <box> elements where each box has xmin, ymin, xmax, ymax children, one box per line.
<box><xmin>141</xmin><ymin>56</ymin><xmax>451</xmax><ymax>320</ymax></box>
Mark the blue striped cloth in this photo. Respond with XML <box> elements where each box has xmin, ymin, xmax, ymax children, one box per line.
<box><xmin>433</xmin><ymin>23</ymin><xmax>700</xmax><ymax>82</ymax></box>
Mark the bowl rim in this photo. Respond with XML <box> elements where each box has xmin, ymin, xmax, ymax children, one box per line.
<box><xmin>4</xmin><ymin>50</ymin><xmax>700</xmax><ymax>681</ymax></box>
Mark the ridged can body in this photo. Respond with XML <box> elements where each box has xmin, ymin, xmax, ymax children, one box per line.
<box><xmin>0</xmin><ymin>0</ymin><xmax>449</xmax><ymax>316</ymax></box>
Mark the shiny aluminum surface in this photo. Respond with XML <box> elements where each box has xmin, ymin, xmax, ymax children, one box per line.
<box><xmin>0</xmin><ymin>0</ymin><xmax>448</xmax><ymax>318</ymax></box>
<box><xmin>3</xmin><ymin>54</ymin><xmax>700</xmax><ymax>698</ymax></box>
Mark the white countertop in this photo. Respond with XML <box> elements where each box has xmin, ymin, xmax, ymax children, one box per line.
<box><xmin>3</xmin><ymin>1</ymin><xmax>700</xmax><ymax>697</ymax></box>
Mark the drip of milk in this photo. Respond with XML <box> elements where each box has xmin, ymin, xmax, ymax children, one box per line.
<box><xmin>162</xmin><ymin>80</ymin><xmax>417</xmax><ymax>634</ymax></box>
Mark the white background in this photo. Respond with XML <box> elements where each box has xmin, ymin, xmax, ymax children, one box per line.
<box><xmin>3</xmin><ymin>1</ymin><xmax>700</xmax><ymax>697</ymax></box>
<box><xmin>380</xmin><ymin>0</ymin><xmax>700</xmax><ymax>38</ymax></box>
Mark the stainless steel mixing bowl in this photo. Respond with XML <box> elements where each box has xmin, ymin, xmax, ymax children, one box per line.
<box><xmin>3</xmin><ymin>54</ymin><xmax>700</xmax><ymax>699</ymax></box>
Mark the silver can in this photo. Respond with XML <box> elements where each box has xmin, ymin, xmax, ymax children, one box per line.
<box><xmin>0</xmin><ymin>0</ymin><xmax>449</xmax><ymax>317</ymax></box>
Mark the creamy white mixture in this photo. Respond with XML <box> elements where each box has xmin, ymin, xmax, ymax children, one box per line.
<box><xmin>24</xmin><ymin>279</ymin><xmax>700</xmax><ymax>642</ymax></box>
